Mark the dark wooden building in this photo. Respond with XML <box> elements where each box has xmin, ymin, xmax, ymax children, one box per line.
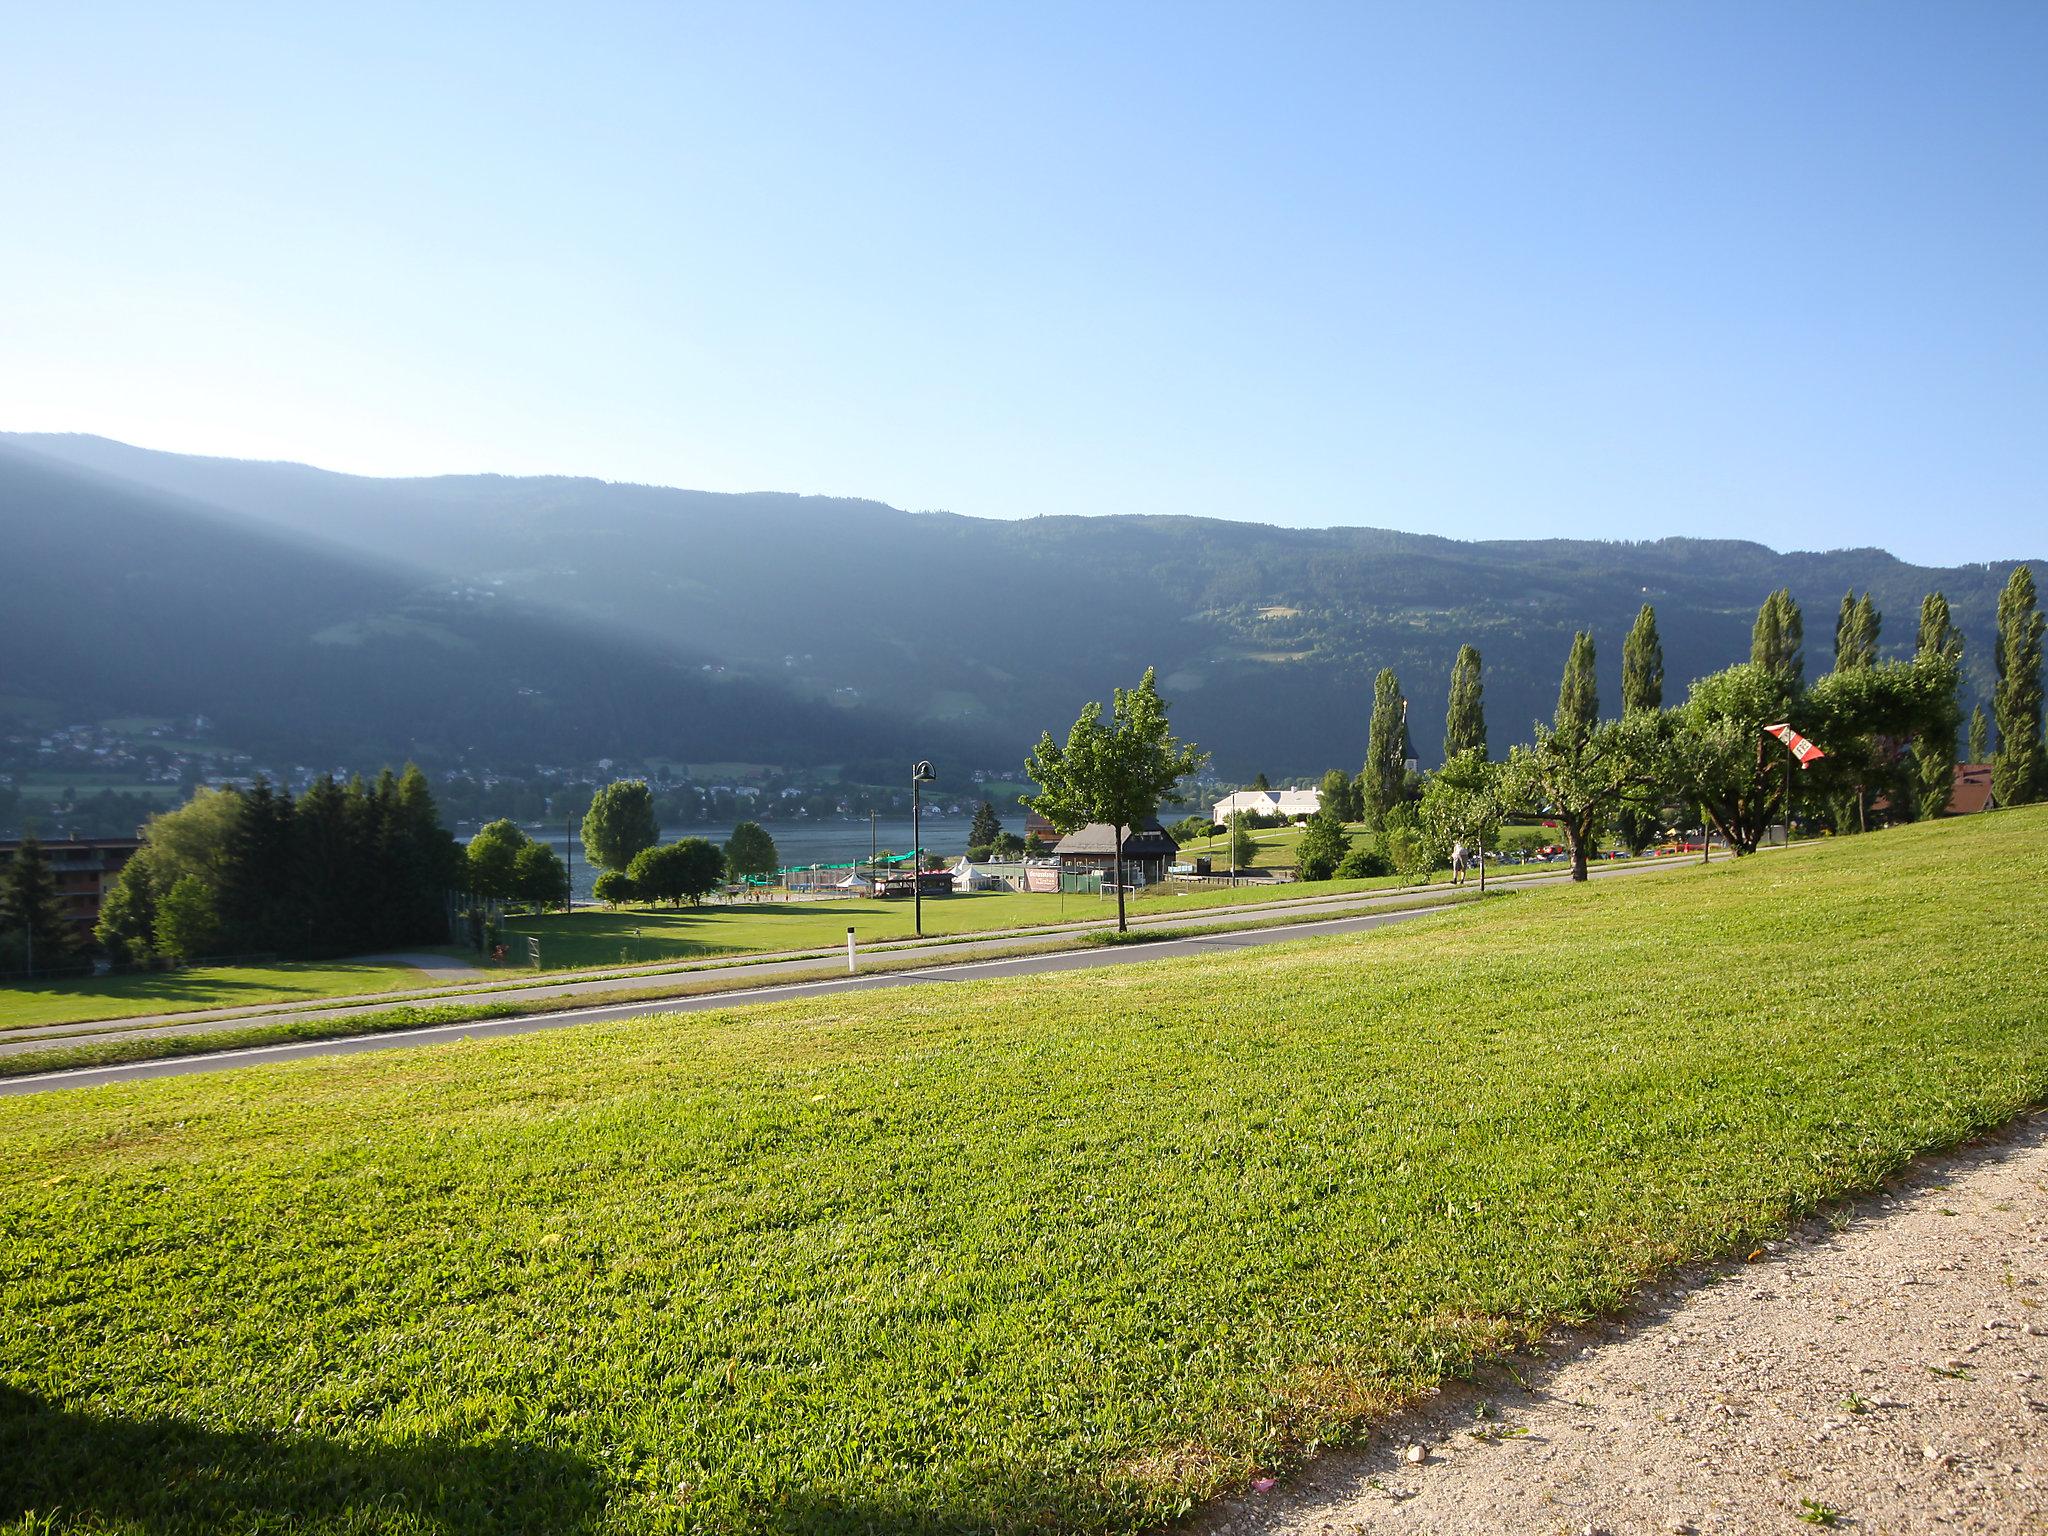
<box><xmin>1051</xmin><ymin>819</ymin><xmax>1180</xmax><ymax>889</ymax></box>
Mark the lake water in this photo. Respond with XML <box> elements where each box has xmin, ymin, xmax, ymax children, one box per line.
<box><xmin>527</xmin><ymin>816</ymin><xmax>966</xmax><ymax>901</ymax></box>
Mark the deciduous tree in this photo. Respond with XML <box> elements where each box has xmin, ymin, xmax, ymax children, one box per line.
<box><xmin>153</xmin><ymin>874</ymin><xmax>220</xmax><ymax>964</ymax></box>
<box><xmin>1911</xmin><ymin>592</ymin><xmax>1963</xmax><ymax>817</ymax></box>
<box><xmin>581</xmin><ymin>780</ymin><xmax>660</xmax><ymax>873</ymax></box>
<box><xmin>628</xmin><ymin>839</ymin><xmax>725</xmax><ymax>906</ymax></box>
<box><xmin>1993</xmin><ymin>564</ymin><xmax>2045</xmax><ymax>806</ymax></box>
<box><xmin>1555</xmin><ymin>631</ymin><xmax>1598</xmax><ymax>741</ymax></box>
<box><xmin>1503</xmin><ymin>713</ymin><xmax>1668</xmax><ymax>882</ymax></box>
<box><xmin>1294</xmin><ymin>807</ymin><xmax>1349</xmax><ymax>881</ymax></box>
<box><xmin>1444</xmin><ymin>645</ymin><xmax>1487</xmax><ymax>761</ymax></box>
<box><xmin>1025</xmin><ymin>668</ymin><xmax>1208</xmax><ymax>932</ymax></box>
<box><xmin>1751</xmin><ymin>588</ymin><xmax>1805</xmax><ymax>687</ymax></box>
<box><xmin>724</xmin><ymin>821</ymin><xmax>779</xmax><ymax>882</ymax></box>
<box><xmin>1360</xmin><ymin>668</ymin><xmax>1409</xmax><ymax>829</ymax></box>
<box><xmin>1622</xmin><ymin>605</ymin><xmax>1663</xmax><ymax>715</ymax></box>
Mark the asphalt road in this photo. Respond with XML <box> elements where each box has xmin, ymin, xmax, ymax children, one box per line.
<box><xmin>1</xmin><ymin>902</ymin><xmax>1453</xmax><ymax>1098</ymax></box>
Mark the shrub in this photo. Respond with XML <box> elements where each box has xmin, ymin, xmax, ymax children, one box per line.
<box><xmin>1336</xmin><ymin>845</ymin><xmax>1392</xmax><ymax>879</ymax></box>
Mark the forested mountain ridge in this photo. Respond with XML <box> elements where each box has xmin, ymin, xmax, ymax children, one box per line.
<box><xmin>3</xmin><ymin>431</ymin><xmax>2033</xmax><ymax>777</ymax></box>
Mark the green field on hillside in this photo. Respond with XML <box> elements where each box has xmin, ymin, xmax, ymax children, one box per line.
<box><xmin>0</xmin><ymin>959</ymin><xmax>442</xmax><ymax>1031</ymax></box>
<box><xmin>2</xmin><ymin>809</ymin><xmax>2043</xmax><ymax>1535</ymax></box>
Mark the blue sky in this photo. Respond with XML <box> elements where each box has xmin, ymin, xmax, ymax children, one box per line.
<box><xmin>3</xmin><ymin>2</ymin><xmax>2043</xmax><ymax>565</ymax></box>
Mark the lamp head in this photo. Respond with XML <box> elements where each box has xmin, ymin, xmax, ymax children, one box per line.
<box><xmin>912</xmin><ymin>760</ymin><xmax>936</xmax><ymax>783</ymax></box>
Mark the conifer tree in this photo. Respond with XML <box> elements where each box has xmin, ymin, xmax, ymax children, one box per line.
<box><xmin>1555</xmin><ymin>632</ymin><xmax>1598</xmax><ymax>741</ymax></box>
<box><xmin>1993</xmin><ymin>564</ymin><xmax>2045</xmax><ymax>806</ymax></box>
<box><xmin>1360</xmin><ymin>668</ymin><xmax>1409</xmax><ymax>828</ymax></box>
<box><xmin>1443</xmin><ymin>645</ymin><xmax>1486</xmax><ymax>760</ymax></box>
<box><xmin>1911</xmin><ymin>593</ymin><xmax>1964</xmax><ymax>817</ymax></box>
<box><xmin>0</xmin><ymin>835</ymin><xmax>80</xmax><ymax>977</ymax></box>
<box><xmin>1621</xmin><ymin>604</ymin><xmax>1663</xmax><ymax>714</ymax></box>
<box><xmin>967</xmin><ymin>800</ymin><xmax>1002</xmax><ymax>850</ymax></box>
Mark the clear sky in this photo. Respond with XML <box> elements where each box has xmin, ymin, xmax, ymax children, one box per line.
<box><xmin>3</xmin><ymin>2</ymin><xmax>2043</xmax><ymax>565</ymax></box>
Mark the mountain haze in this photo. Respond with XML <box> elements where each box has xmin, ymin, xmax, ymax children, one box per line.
<box><xmin>3</xmin><ymin>433</ymin><xmax>2033</xmax><ymax>779</ymax></box>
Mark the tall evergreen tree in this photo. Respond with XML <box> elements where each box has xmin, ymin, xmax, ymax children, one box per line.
<box><xmin>1621</xmin><ymin>604</ymin><xmax>1663</xmax><ymax>714</ymax></box>
<box><xmin>967</xmin><ymin>800</ymin><xmax>1002</xmax><ymax>850</ymax></box>
<box><xmin>1443</xmin><ymin>644</ymin><xmax>1486</xmax><ymax>761</ymax></box>
<box><xmin>1555</xmin><ymin>631</ymin><xmax>1598</xmax><ymax>740</ymax></box>
<box><xmin>1751</xmin><ymin>588</ymin><xmax>1805</xmax><ymax>686</ymax></box>
<box><xmin>1911</xmin><ymin>592</ymin><xmax>1964</xmax><ymax>818</ymax></box>
<box><xmin>0</xmin><ymin>835</ymin><xmax>81</xmax><ymax>977</ymax></box>
<box><xmin>1360</xmin><ymin>667</ymin><xmax>1408</xmax><ymax>828</ymax></box>
<box><xmin>216</xmin><ymin>779</ymin><xmax>297</xmax><ymax>954</ymax></box>
<box><xmin>1993</xmin><ymin>564</ymin><xmax>2046</xmax><ymax>806</ymax></box>
<box><xmin>1968</xmin><ymin>704</ymin><xmax>1990</xmax><ymax>764</ymax></box>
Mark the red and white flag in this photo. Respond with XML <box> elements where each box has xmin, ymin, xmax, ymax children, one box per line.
<box><xmin>1763</xmin><ymin>723</ymin><xmax>1826</xmax><ymax>766</ymax></box>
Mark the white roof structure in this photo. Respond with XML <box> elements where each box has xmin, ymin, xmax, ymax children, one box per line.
<box><xmin>1211</xmin><ymin>788</ymin><xmax>1322</xmax><ymax>823</ymax></box>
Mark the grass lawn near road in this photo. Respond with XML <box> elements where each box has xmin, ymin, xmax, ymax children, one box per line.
<box><xmin>0</xmin><ymin>959</ymin><xmax>441</xmax><ymax>1032</ymax></box>
<box><xmin>499</xmin><ymin>875</ymin><xmax>1422</xmax><ymax>971</ymax></box>
<box><xmin>3</xmin><ymin>809</ymin><xmax>2044</xmax><ymax>1535</ymax></box>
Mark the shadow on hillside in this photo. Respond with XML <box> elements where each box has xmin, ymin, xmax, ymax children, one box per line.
<box><xmin>0</xmin><ymin>1385</ymin><xmax>606</xmax><ymax>1533</ymax></box>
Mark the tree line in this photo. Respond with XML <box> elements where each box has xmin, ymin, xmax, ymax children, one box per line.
<box><xmin>75</xmin><ymin>766</ymin><xmax>464</xmax><ymax>969</ymax></box>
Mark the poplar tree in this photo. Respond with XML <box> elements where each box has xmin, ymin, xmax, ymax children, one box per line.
<box><xmin>1833</xmin><ymin>590</ymin><xmax>1881</xmax><ymax>671</ymax></box>
<box><xmin>1360</xmin><ymin>667</ymin><xmax>1409</xmax><ymax>828</ymax></box>
<box><xmin>1993</xmin><ymin>564</ymin><xmax>2046</xmax><ymax>806</ymax></box>
<box><xmin>1968</xmin><ymin>705</ymin><xmax>1989</xmax><ymax>764</ymax></box>
<box><xmin>1751</xmin><ymin>589</ymin><xmax>1805</xmax><ymax>686</ymax></box>
<box><xmin>1621</xmin><ymin>604</ymin><xmax>1663</xmax><ymax>714</ymax></box>
<box><xmin>1555</xmin><ymin>632</ymin><xmax>1598</xmax><ymax>740</ymax></box>
<box><xmin>1911</xmin><ymin>592</ymin><xmax>1963</xmax><ymax>817</ymax></box>
<box><xmin>1443</xmin><ymin>645</ymin><xmax>1486</xmax><ymax>761</ymax></box>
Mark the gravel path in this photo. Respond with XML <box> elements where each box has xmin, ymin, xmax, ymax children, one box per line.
<box><xmin>1199</xmin><ymin>1113</ymin><xmax>2048</xmax><ymax>1536</ymax></box>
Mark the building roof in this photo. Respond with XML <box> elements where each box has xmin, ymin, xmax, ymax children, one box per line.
<box><xmin>1051</xmin><ymin>819</ymin><xmax>1179</xmax><ymax>856</ymax></box>
<box><xmin>1948</xmin><ymin>763</ymin><xmax>1998</xmax><ymax>816</ymax></box>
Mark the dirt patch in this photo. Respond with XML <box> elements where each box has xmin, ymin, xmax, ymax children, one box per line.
<box><xmin>1198</xmin><ymin>1114</ymin><xmax>2048</xmax><ymax>1536</ymax></box>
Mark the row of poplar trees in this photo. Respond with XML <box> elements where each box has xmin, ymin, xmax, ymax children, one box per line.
<box><xmin>1310</xmin><ymin>564</ymin><xmax>2043</xmax><ymax>877</ymax></box>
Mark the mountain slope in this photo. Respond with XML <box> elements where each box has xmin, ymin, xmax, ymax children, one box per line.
<box><xmin>4</xmin><ymin>432</ymin><xmax>2034</xmax><ymax>776</ymax></box>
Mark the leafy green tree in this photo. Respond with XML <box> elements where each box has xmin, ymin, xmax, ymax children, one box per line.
<box><xmin>1503</xmin><ymin>712</ymin><xmax>1668</xmax><ymax>881</ymax></box>
<box><xmin>153</xmin><ymin>874</ymin><xmax>220</xmax><ymax>964</ymax></box>
<box><xmin>1968</xmin><ymin>704</ymin><xmax>1990</xmax><ymax>764</ymax></box>
<box><xmin>1294</xmin><ymin>808</ymin><xmax>1349</xmax><ymax>881</ymax></box>
<box><xmin>581</xmin><ymin>780</ymin><xmax>660</xmax><ymax>873</ymax></box>
<box><xmin>1993</xmin><ymin>564</ymin><xmax>2045</xmax><ymax>806</ymax></box>
<box><xmin>1670</xmin><ymin>663</ymin><xmax>1800</xmax><ymax>854</ymax></box>
<box><xmin>1833</xmin><ymin>590</ymin><xmax>1881</xmax><ymax>672</ymax></box>
<box><xmin>513</xmin><ymin>842</ymin><xmax>570</xmax><ymax>909</ymax></box>
<box><xmin>1420</xmin><ymin>750</ymin><xmax>1508</xmax><ymax>888</ymax></box>
<box><xmin>466</xmin><ymin>819</ymin><xmax>530</xmax><ymax>901</ymax></box>
<box><xmin>1228</xmin><ymin>812</ymin><xmax>1258</xmax><ymax>869</ymax></box>
<box><xmin>628</xmin><ymin>839</ymin><xmax>725</xmax><ymax>906</ymax></box>
<box><xmin>137</xmin><ymin>786</ymin><xmax>243</xmax><ymax>890</ymax></box>
<box><xmin>592</xmin><ymin>869</ymin><xmax>637</xmax><ymax>906</ymax></box>
<box><xmin>1751</xmin><ymin>588</ymin><xmax>1805</xmax><ymax>687</ymax></box>
<box><xmin>1443</xmin><ymin>644</ymin><xmax>1486</xmax><ymax>761</ymax></box>
<box><xmin>1025</xmin><ymin>667</ymin><xmax>1208</xmax><ymax>932</ymax></box>
<box><xmin>1360</xmin><ymin>667</ymin><xmax>1409</xmax><ymax>829</ymax></box>
<box><xmin>1555</xmin><ymin>631</ymin><xmax>1598</xmax><ymax>741</ymax></box>
<box><xmin>0</xmin><ymin>835</ymin><xmax>81</xmax><ymax>976</ymax></box>
<box><xmin>1335</xmin><ymin>844</ymin><xmax>1391</xmax><ymax>879</ymax></box>
<box><xmin>1622</xmin><ymin>604</ymin><xmax>1663</xmax><ymax>715</ymax></box>
<box><xmin>1317</xmin><ymin>767</ymin><xmax>1356</xmax><ymax>824</ymax></box>
<box><xmin>94</xmin><ymin>856</ymin><xmax>157</xmax><ymax>964</ymax></box>
<box><xmin>724</xmin><ymin>821</ymin><xmax>779</xmax><ymax>882</ymax></box>
<box><xmin>1801</xmin><ymin>654</ymin><xmax>1955</xmax><ymax>830</ymax></box>
<box><xmin>1911</xmin><ymin>592</ymin><xmax>1964</xmax><ymax>817</ymax></box>
<box><xmin>989</xmin><ymin>831</ymin><xmax>1026</xmax><ymax>859</ymax></box>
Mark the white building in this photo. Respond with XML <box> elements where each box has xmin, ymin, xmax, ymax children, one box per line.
<box><xmin>1210</xmin><ymin>788</ymin><xmax>1322</xmax><ymax>824</ymax></box>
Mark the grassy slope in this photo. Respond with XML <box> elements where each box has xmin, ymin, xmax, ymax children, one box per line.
<box><xmin>2</xmin><ymin>809</ymin><xmax>2043</xmax><ymax>1535</ymax></box>
<box><xmin>0</xmin><ymin>960</ymin><xmax>434</xmax><ymax>1030</ymax></box>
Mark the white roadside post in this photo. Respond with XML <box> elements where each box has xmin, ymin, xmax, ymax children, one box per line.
<box><xmin>846</xmin><ymin>926</ymin><xmax>856</xmax><ymax>975</ymax></box>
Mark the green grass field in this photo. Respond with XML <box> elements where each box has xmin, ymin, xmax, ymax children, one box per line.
<box><xmin>0</xmin><ymin>960</ymin><xmax>440</xmax><ymax>1031</ymax></box>
<box><xmin>3</xmin><ymin>809</ymin><xmax>2043</xmax><ymax>1535</ymax></box>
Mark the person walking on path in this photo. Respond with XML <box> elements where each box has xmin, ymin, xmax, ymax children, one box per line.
<box><xmin>1450</xmin><ymin>841</ymin><xmax>1468</xmax><ymax>886</ymax></box>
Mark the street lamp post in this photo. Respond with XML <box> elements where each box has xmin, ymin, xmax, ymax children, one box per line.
<box><xmin>911</xmin><ymin>759</ymin><xmax>936</xmax><ymax>937</ymax></box>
